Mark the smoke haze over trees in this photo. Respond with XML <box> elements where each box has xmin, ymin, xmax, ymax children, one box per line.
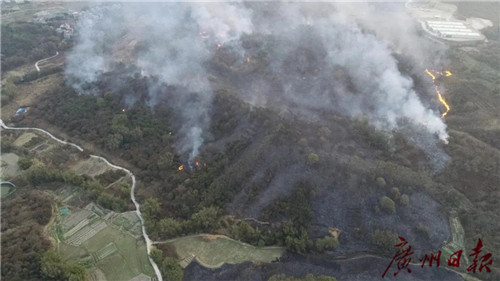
<box><xmin>65</xmin><ymin>2</ymin><xmax>449</xmax><ymax>164</ymax></box>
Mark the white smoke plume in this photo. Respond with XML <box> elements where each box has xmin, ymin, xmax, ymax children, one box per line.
<box><xmin>244</xmin><ymin>3</ymin><xmax>449</xmax><ymax>143</ymax></box>
<box><xmin>332</xmin><ymin>2</ymin><xmax>449</xmax><ymax>69</ymax></box>
<box><xmin>65</xmin><ymin>2</ymin><xmax>449</xmax><ymax>162</ymax></box>
<box><xmin>65</xmin><ymin>5</ymin><xmax>121</xmax><ymax>93</ymax></box>
<box><xmin>66</xmin><ymin>3</ymin><xmax>253</xmax><ymax>162</ymax></box>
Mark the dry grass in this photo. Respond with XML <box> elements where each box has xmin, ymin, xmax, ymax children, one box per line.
<box><xmin>1</xmin><ymin>73</ymin><xmax>64</xmax><ymax>120</ymax></box>
<box><xmin>13</xmin><ymin>132</ymin><xmax>37</xmax><ymax>146</ymax></box>
<box><xmin>70</xmin><ymin>157</ymin><xmax>113</xmax><ymax>177</ymax></box>
<box><xmin>166</xmin><ymin>234</ymin><xmax>284</xmax><ymax>269</ymax></box>
<box><xmin>0</xmin><ymin>152</ymin><xmax>20</xmax><ymax>178</ymax></box>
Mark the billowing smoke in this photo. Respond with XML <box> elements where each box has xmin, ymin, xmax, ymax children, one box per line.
<box><xmin>65</xmin><ymin>2</ymin><xmax>449</xmax><ymax>162</ymax></box>
<box><xmin>332</xmin><ymin>2</ymin><xmax>449</xmax><ymax>69</ymax></box>
<box><xmin>65</xmin><ymin>5</ymin><xmax>125</xmax><ymax>93</ymax></box>
<box><xmin>241</xmin><ymin>3</ymin><xmax>448</xmax><ymax>143</ymax></box>
<box><xmin>66</xmin><ymin>3</ymin><xmax>253</xmax><ymax>163</ymax></box>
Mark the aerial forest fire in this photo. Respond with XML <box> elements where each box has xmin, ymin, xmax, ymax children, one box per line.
<box><xmin>425</xmin><ymin>69</ymin><xmax>452</xmax><ymax>118</ymax></box>
<box><xmin>177</xmin><ymin>161</ymin><xmax>200</xmax><ymax>171</ymax></box>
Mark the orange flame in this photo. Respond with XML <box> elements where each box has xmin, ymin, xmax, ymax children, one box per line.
<box><xmin>425</xmin><ymin>69</ymin><xmax>451</xmax><ymax>118</ymax></box>
<box><xmin>122</xmin><ymin>108</ymin><xmax>126</xmax><ymax>112</ymax></box>
<box><xmin>246</xmin><ymin>57</ymin><xmax>250</xmax><ymax>64</ymax></box>
<box><xmin>195</xmin><ymin>161</ymin><xmax>200</xmax><ymax>167</ymax></box>
<box><xmin>178</xmin><ymin>165</ymin><xmax>184</xmax><ymax>171</ymax></box>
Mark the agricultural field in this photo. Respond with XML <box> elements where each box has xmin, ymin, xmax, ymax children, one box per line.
<box><xmin>12</xmin><ymin>132</ymin><xmax>37</xmax><ymax>146</ymax></box>
<box><xmin>163</xmin><ymin>234</ymin><xmax>284</xmax><ymax>269</ymax></box>
<box><xmin>59</xmin><ymin>223</ymin><xmax>154</xmax><ymax>281</ymax></box>
<box><xmin>0</xmin><ymin>129</ymin><xmax>154</xmax><ymax>281</ymax></box>
<box><xmin>1</xmin><ymin>1</ymin><xmax>89</xmax><ymax>25</ymax></box>
<box><xmin>0</xmin><ymin>183</ymin><xmax>15</xmax><ymax>198</ymax></box>
<box><xmin>0</xmin><ymin>152</ymin><xmax>20</xmax><ymax>178</ymax></box>
<box><xmin>51</xmin><ymin>174</ymin><xmax>154</xmax><ymax>280</ymax></box>
<box><xmin>51</xmin><ymin>185</ymin><xmax>154</xmax><ymax>280</ymax></box>
<box><xmin>71</xmin><ymin>156</ymin><xmax>113</xmax><ymax>177</ymax></box>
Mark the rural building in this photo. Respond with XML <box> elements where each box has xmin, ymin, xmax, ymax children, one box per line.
<box><xmin>16</xmin><ymin>107</ymin><xmax>27</xmax><ymax>114</ymax></box>
<box><xmin>425</xmin><ymin>20</ymin><xmax>484</xmax><ymax>41</ymax></box>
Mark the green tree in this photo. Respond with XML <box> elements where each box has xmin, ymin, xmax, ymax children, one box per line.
<box><xmin>376</xmin><ymin>177</ymin><xmax>386</xmax><ymax>188</ymax></box>
<box><xmin>128</xmin><ymin>127</ymin><xmax>143</xmax><ymax>141</ymax></box>
<box><xmin>142</xmin><ymin>198</ymin><xmax>161</xmax><ymax>220</ymax></box>
<box><xmin>105</xmin><ymin>133</ymin><xmax>123</xmax><ymax>150</ymax></box>
<box><xmin>231</xmin><ymin>221</ymin><xmax>257</xmax><ymax>242</ymax></box>
<box><xmin>285</xmin><ymin>231</ymin><xmax>309</xmax><ymax>254</ymax></box>
<box><xmin>65</xmin><ymin>263</ymin><xmax>85</xmax><ymax>281</ymax></box>
<box><xmin>372</xmin><ymin>229</ymin><xmax>399</xmax><ymax>256</ymax></box>
<box><xmin>189</xmin><ymin>207</ymin><xmax>219</xmax><ymax>233</ymax></box>
<box><xmin>158</xmin><ymin>218</ymin><xmax>181</xmax><ymax>238</ymax></box>
<box><xmin>18</xmin><ymin>157</ymin><xmax>33</xmax><ymax>170</ymax></box>
<box><xmin>315</xmin><ymin>236</ymin><xmax>339</xmax><ymax>252</ymax></box>
<box><xmin>150</xmin><ymin>248</ymin><xmax>163</xmax><ymax>265</ymax></box>
<box><xmin>391</xmin><ymin>187</ymin><xmax>401</xmax><ymax>201</ymax></box>
<box><xmin>41</xmin><ymin>250</ymin><xmax>66</xmax><ymax>280</ymax></box>
<box><xmin>111</xmin><ymin>114</ymin><xmax>129</xmax><ymax>134</ymax></box>
<box><xmin>25</xmin><ymin>165</ymin><xmax>58</xmax><ymax>185</ymax></box>
<box><xmin>380</xmin><ymin>196</ymin><xmax>396</xmax><ymax>213</ymax></box>
<box><xmin>96</xmin><ymin>97</ymin><xmax>106</xmax><ymax>107</ymax></box>
<box><xmin>400</xmin><ymin>194</ymin><xmax>410</xmax><ymax>206</ymax></box>
<box><xmin>41</xmin><ymin>250</ymin><xmax>86</xmax><ymax>281</ymax></box>
<box><xmin>117</xmin><ymin>182</ymin><xmax>130</xmax><ymax>198</ymax></box>
<box><xmin>157</xmin><ymin>152</ymin><xmax>174</xmax><ymax>170</ymax></box>
<box><xmin>161</xmin><ymin>257</ymin><xmax>183</xmax><ymax>281</ymax></box>
<box><xmin>1</xmin><ymin>79</ymin><xmax>17</xmax><ymax>105</ymax></box>
<box><xmin>61</xmin><ymin>171</ymin><xmax>84</xmax><ymax>186</ymax></box>
<box><xmin>97</xmin><ymin>193</ymin><xmax>124</xmax><ymax>212</ymax></box>
<box><xmin>307</xmin><ymin>153</ymin><xmax>319</xmax><ymax>165</ymax></box>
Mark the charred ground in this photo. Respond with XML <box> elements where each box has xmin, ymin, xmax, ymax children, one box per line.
<box><xmin>2</xmin><ymin>3</ymin><xmax>500</xmax><ymax>281</ymax></box>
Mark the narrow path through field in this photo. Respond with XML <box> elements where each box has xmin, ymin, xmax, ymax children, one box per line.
<box><xmin>35</xmin><ymin>51</ymin><xmax>59</xmax><ymax>72</ymax></box>
<box><xmin>0</xmin><ymin>119</ymin><xmax>163</xmax><ymax>281</ymax></box>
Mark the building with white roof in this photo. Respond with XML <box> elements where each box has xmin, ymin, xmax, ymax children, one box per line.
<box><xmin>425</xmin><ymin>20</ymin><xmax>485</xmax><ymax>41</ymax></box>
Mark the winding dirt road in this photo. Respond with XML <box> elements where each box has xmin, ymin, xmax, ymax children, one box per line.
<box><xmin>35</xmin><ymin>51</ymin><xmax>59</xmax><ymax>72</ymax></box>
<box><xmin>0</xmin><ymin>119</ymin><xmax>163</xmax><ymax>281</ymax></box>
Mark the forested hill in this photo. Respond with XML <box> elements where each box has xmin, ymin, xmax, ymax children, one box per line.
<box><xmin>18</xmin><ymin>54</ymin><xmax>497</xmax><ymax>267</ymax></box>
<box><xmin>3</xmin><ymin>12</ymin><xmax>499</xmax><ymax>280</ymax></box>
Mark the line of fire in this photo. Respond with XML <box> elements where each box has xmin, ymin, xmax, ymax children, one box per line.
<box><xmin>424</xmin><ymin>68</ymin><xmax>452</xmax><ymax>118</ymax></box>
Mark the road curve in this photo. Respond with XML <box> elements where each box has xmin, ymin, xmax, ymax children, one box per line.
<box><xmin>0</xmin><ymin>119</ymin><xmax>163</xmax><ymax>281</ymax></box>
<box><xmin>35</xmin><ymin>51</ymin><xmax>59</xmax><ymax>72</ymax></box>
<box><xmin>0</xmin><ymin>181</ymin><xmax>16</xmax><ymax>187</ymax></box>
